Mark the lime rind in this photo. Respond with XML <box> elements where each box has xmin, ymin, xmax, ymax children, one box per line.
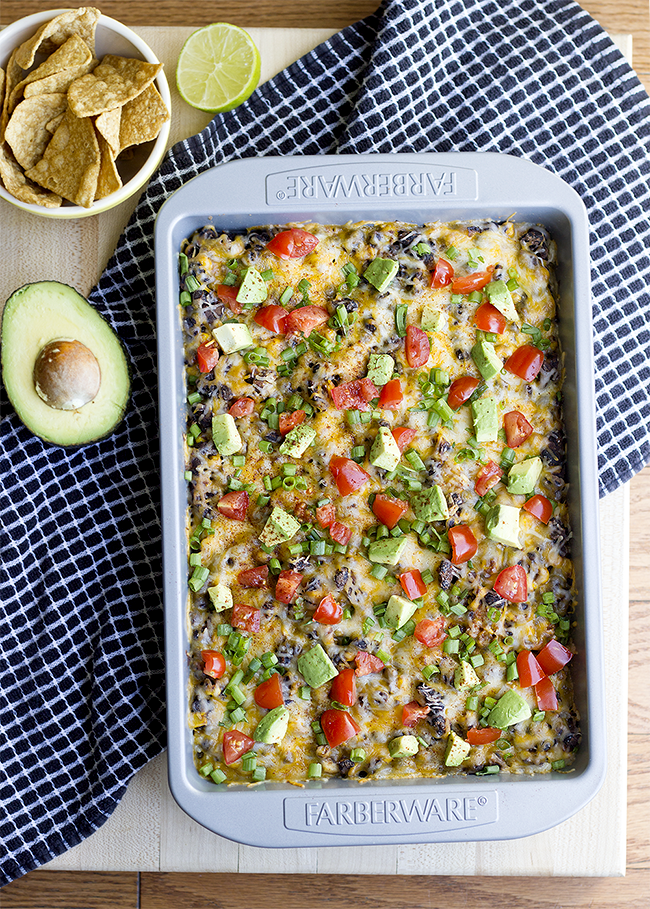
<box><xmin>176</xmin><ymin>23</ymin><xmax>261</xmax><ymax>114</ymax></box>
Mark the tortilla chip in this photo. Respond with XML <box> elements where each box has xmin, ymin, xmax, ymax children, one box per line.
<box><xmin>4</xmin><ymin>93</ymin><xmax>67</xmax><ymax>170</ymax></box>
<box><xmin>45</xmin><ymin>112</ymin><xmax>66</xmax><ymax>134</ymax></box>
<box><xmin>22</xmin><ymin>59</ymin><xmax>97</xmax><ymax>101</ymax></box>
<box><xmin>0</xmin><ymin>68</ymin><xmax>5</xmax><ymax>111</ymax></box>
<box><xmin>95</xmin><ymin>133</ymin><xmax>122</xmax><ymax>199</ymax></box>
<box><xmin>95</xmin><ymin>106</ymin><xmax>121</xmax><ymax>156</ymax></box>
<box><xmin>68</xmin><ymin>55</ymin><xmax>162</xmax><ymax>118</ymax></box>
<box><xmin>9</xmin><ymin>34</ymin><xmax>93</xmax><ymax>110</ymax></box>
<box><xmin>1</xmin><ymin>50</ymin><xmax>22</xmax><ymax>141</ymax></box>
<box><xmin>25</xmin><ymin>108</ymin><xmax>100</xmax><ymax>208</ymax></box>
<box><xmin>14</xmin><ymin>7</ymin><xmax>100</xmax><ymax>70</ymax></box>
<box><xmin>0</xmin><ymin>141</ymin><xmax>62</xmax><ymax>207</ymax></box>
<box><xmin>118</xmin><ymin>82</ymin><xmax>169</xmax><ymax>151</ymax></box>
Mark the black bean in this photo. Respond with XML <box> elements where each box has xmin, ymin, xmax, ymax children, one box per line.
<box><xmin>520</xmin><ymin>227</ymin><xmax>550</xmax><ymax>261</ymax></box>
<box><xmin>198</xmin><ymin>225</ymin><xmax>217</xmax><ymax>239</ymax></box>
<box><xmin>334</xmin><ymin>568</ymin><xmax>349</xmax><ymax>590</ymax></box>
<box><xmin>438</xmin><ymin>559</ymin><xmax>457</xmax><ymax>590</ymax></box>
<box><xmin>338</xmin><ymin>758</ymin><xmax>355</xmax><ymax>777</ymax></box>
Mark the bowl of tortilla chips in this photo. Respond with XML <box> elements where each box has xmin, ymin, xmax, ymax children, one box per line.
<box><xmin>0</xmin><ymin>7</ymin><xmax>171</xmax><ymax>217</ymax></box>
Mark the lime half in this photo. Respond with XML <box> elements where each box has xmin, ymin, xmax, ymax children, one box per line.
<box><xmin>176</xmin><ymin>23</ymin><xmax>261</xmax><ymax>113</ymax></box>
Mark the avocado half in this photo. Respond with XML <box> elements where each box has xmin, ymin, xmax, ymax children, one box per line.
<box><xmin>1</xmin><ymin>281</ymin><xmax>131</xmax><ymax>447</ymax></box>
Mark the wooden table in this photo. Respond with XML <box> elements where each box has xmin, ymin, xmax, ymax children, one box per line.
<box><xmin>1</xmin><ymin>2</ymin><xmax>649</xmax><ymax>906</ymax></box>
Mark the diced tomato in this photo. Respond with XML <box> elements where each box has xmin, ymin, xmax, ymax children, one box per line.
<box><xmin>516</xmin><ymin>650</ymin><xmax>546</xmax><ymax>688</ymax></box>
<box><xmin>536</xmin><ymin>639</ymin><xmax>573</xmax><ymax>676</ymax></box>
<box><xmin>315</xmin><ymin>503</ymin><xmax>335</xmax><ymax>528</ymax></box>
<box><xmin>399</xmin><ymin>568</ymin><xmax>427</xmax><ymax>600</ymax></box>
<box><xmin>414</xmin><ymin>617</ymin><xmax>447</xmax><ymax>648</ymax></box>
<box><xmin>223</xmin><ymin>729</ymin><xmax>255</xmax><ymax>765</ymax></box>
<box><xmin>254</xmin><ymin>304</ymin><xmax>287</xmax><ymax>334</ymax></box>
<box><xmin>447</xmin><ymin>376</ymin><xmax>480</xmax><ymax>410</ymax></box>
<box><xmin>274</xmin><ymin>570</ymin><xmax>303</xmax><ymax>604</ymax></box>
<box><xmin>359</xmin><ymin>377</ymin><xmax>379</xmax><ymax>402</ymax></box>
<box><xmin>279</xmin><ymin>409</ymin><xmax>305</xmax><ymax>436</ymax></box>
<box><xmin>201</xmin><ymin>650</ymin><xmax>226</xmax><ymax>680</ymax></box>
<box><xmin>493</xmin><ymin>565</ymin><xmax>528</xmax><ymax>603</ymax></box>
<box><xmin>474</xmin><ymin>460</ymin><xmax>503</xmax><ymax>496</ymax></box>
<box><xmin>466</xmin><ymin>727</ymin><xmax>502</xmax><ymax>745</ymax></box>
<box><xmin>372</xmin><ymin>492</ymin><xmax>408</xmax><ymax>530</ymax></box>
<box><xmin>523</xmin><ymin>494</ymin><xmax>553</xmax><ymax>525</ymax></box>
<box><xmin>451</xmin><ymin>266</ymin><xmax>494</xmax><ymax>294</ymax></box>
<box><xmin>405</xmin><ymin>325</ymin><xmax>431</xmax><ymax>368</ymax></box>
<box><xmin>285</xmin><ymin>305</ymin><xmax>329</xmax><ymax>335</ymax></box>
<box><xmin>448</xmin><ymin>524</ymin><xmax>478</xmax><ymax>565</ymax></box>
<box><xmin>265</xmin><ymin>228</ymin><xmax>319</xmax><ymax>259</ymax></box>
<box><xmin>329</xmin><ymin>456</ymin><xmax>370</xmax><ymax>496</ymax></box>
<box><xmin>231</xmin><ymin>602</ymin><xmax>261</xmax><ymax>633</ymax></box>
<box><xmin>474</xmin><ymin>302</ymin><xmax>506</xmax><ymax>334</ymax></box>
<box><xmin>313</xmin><ymin>594</ymin><xmax>343</xmax><ymax>625</ymax></box>
<box><xmin>216</xmin><ymin>283</ymin><xmax>242</xmax><ymax>313</ymax></box>
<box><xmin>237</xmin><ymin>565</ymin><xmax>269</xmax><ymax>588</ymax></box>
<box><xmin>534</xmin><ymin>676</ymin><xmax>558</xmax><ymax>711</ymax></box>
<box><xmin>217</xmin><ymin>490</ymin><xmax>249</xmax><ymax>521</ymax></box>
<box><xmin>402</xmin><ymin>701</ymin><xmax>430</xmax><ymax>727</ymax></box>
<box><xmin>329</xmin><ymin>522</ymin><xmax>351</xmax><ymax>545</ymax></box>
<box><xmin>392</xmin><ymin>426</ymin><xmax>417</xmax><ymax>452</ymax></box>
<box><xmin>354</xmin><ymin>651</ymin><xmax>385</xmax><ymax>676</ymax></box>
<box><xmin>228</xmin><ymin>396</ymin><xmax>255</xmax><ymax>417</ymax></box>
<box><xmin>504</xmin><ymin>410</ymin><xmax>533</xmax><ymax>448</ymax></box>
<box><xmin>378</xmin><ymin>378</ymin><xmax>403</xmax><ymax>409</ymax></box>
<box><xmin>330</xmin><ymin>379</ymin><xmax>371</xmax><ymax>412</ymax></box>
<box><xmin>330</xmin><ymin>667</ymin><xmax>357</xmax><ymax>707</ymax></box>
<box><xmin>431</xmin><ymin>257</ymin><xmax>454</xmax><ymax>288</ymax></box>
<box><xmin>320</xmin><ymin>708</ymin><xmax>360</xmax><ymax>748</ymax></box>
<box><xmin>505</xmin><ymin>345</ymin><xmax>544</xmax><ymax>381</ymax></box>
<box><xmin>196</xmin><ymin>341</ymin><xmax>219</xmax><ymax>373</ymax></box>
<box><xmin>254</xmin><ymin>673</ymin><xmax>284</xmax><ymax>709</ymax></box>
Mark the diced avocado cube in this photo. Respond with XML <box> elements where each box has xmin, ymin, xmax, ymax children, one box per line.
<box><xmin>212</xmin><ymin>322</ymin><xmax>254</xmax><ymax>354</ymax></box>
<box><xmin>207</xmin><ymin>584</ymin><xmax>232</xmax><ymax>613</ymax></box>
<box><xmin>384</xmin><ymin>594</ymin><xmax>418</xmax><ymax>629</ymax></box>
<box><xmin>367</xmin><ymin>353</ymin><xmax>394</xmax><ymax>387</ymax></box>
<box><xmin>507</xmin><ymin>456</ymin><xmax>543</xmax><ymax>496</ymax></box>
<box><xmin>454</xmin><ymin>660</ymin><xmax>480</xmax><ymax>692</ymax></box>
<box><xmin>485</xmin><ymin>503</ymin><xmax>522</xmax><ymax>549</ymax></box>
<box><xmin>254</xmin><ymin>706</ymin><xmax>289</xmax><ymax>744</ymax></box>
<box><xmin>411</xmin><ymin>485</ymin><xmax>449</xmax><ymax>522</ymax></box>
<box><xmin>212</xmin><ymin>413</ymin><xmax>242</xmax><ymax>456</ymax></box>
<box><xmin>444</xmin><ymin>731</ymin><xmax>471</xmax><ymax>767</ymax></box>
<box><xmin>370</xmin><ymin>426</ymin><xmax>401</xmax><ymax>471</ymax></box>
<box><xmin>388</xmin><ymin>734</ymin><xmax>419</xmax><ymax>759</ymax></box>
<box><xmin>367</xmin><ymin>536</ymin><xmax>408</xmax><ymax>566</ymax></box>
<box><xmin>279</xmin><ymin>423</ymin><xmax>316</xmax><ymax>457</ymax></box>
<box><xmin>236</xmin><ymin>267</ymin><xmax>268</xmax><ymax>306</ymax></box>
<box><xmin>486</xmin><ymin>279</ymin><xmax>519</xmax><ymax>323</ymax></box>
<box><xmin>297</xmin><ymin>644</ymin><xmax>338</xmax><ymax>688</ymax></box>
<box><xmin>471</xmin><ymin>396</ymin><xmax>498</xmax><ymax>443</ymax></box>
<box><xmin>471</xmin><ymin>340</ymin><xmax>502</xmax><ymax>381</ymax></box>
<box><xmin>363</xmin><ymin>257</ymin><xmax>398</xmax><ymax>292</ymax></box>
<box><xmin>421</xmin><ymin>304</ymin><xmax>444</xmax><ymax>332</ymax></box>
<box><xmin>259</xmin><ymin>506</ymin><xmax>301</xmax><ymax>548</ymax></box>
<box><xmin>488</xmin><ymin>689</ymin><xmax>532</xmax><ymax>728</ymax></box>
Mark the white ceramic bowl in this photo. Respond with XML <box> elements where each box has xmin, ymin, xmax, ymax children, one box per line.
<box><xmin>0</xmin><ymin>9</ymin><xmax>171</xmax><ymax>218</ymax></box>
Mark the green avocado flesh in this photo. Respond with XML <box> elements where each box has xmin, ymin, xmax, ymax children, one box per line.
<box><xmin>1</xmin><ymin>281</ymin><xmax>131</xmax><ymax>446</ymax></box>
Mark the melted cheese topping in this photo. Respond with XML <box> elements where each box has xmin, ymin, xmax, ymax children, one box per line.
<box><xmin>182</xmin><ymin>220</ymin><xmax>580</xmax><ymax>785</ymax></box>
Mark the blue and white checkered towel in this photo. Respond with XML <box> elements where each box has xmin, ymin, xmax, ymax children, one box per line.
<box><xmin>1</xmin><ymin>0</ymin><xmax>649</xmax><ymax>885</ymax></box>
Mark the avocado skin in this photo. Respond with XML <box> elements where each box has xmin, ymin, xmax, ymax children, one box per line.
<box><xmin>1</xmin><ymin>281</ymin><xmax>131</xmax><ymax>448</ymax></box>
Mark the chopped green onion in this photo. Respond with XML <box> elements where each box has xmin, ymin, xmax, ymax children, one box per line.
<box><xmin>350</xmin><ymin>747</ymin><xmax>366</xmax><ymax>763</ymax></box>
<box><xmin>476</xmin><ymin>765</ymin><xmax>500</xmax><ymax>776</ymax></box>
<box><xmin>376</xmin><ymin>648</ymin><xmax>391</xmax><ymax>664</ymax></box>
<box><xmin>280</xmin><ymin>286</ymin><xmax>294</xmax><ymax>305</ymax></box>
<box><xmin>185</xmin><ymin>274</ymin><xmax>201</xmax><ymax>292</ymax></box>
<box><xmin>261</xmin><ymin>268</ymin><xmax>274</xmax><ymax>281</ymax></box>
<box><xmin>210</xmin><ymin>768</ymin><xmax>227</xmax><ymax>784</ymax></box>
<box><xmin>445</xmin><ymin>246</ymin><xmax>458</xmax><ymax>260</ymax></box>
<box><xmin>251</xmin><ymin>767</ymin><xmax>267</xmax><ymax>782</ymax></box>
<box><xmin>422</xmin><ymin>664</ymin><xmax>439</xmax><ymax>680</ymax></box>
<box><xmin>370</xmin><ymin>564</ymin><xmax>388</xmax><ymax>580</ymax></box>
<box><xmin>242</xmin><ymin>753</ymin><xmax>257</xmax><ymax>772</ymax></box>
<box><xmin>551</xmin><ymin>759</ymin><xmax>566</xmax><ymax>771</ymax></box>
<box><xmin>395</xmin><ymin>303</ymin><xmax>408</xmax><ymax>337</ymax></box>
<box><xmin>308</xmin><ymin>762</ymin><xmax>322</xmax><ymax>779</ymax></box>
<box><xmin>532</xmin><ymin>710</ymin><xmax>546</xmax><ymax>722</ymax></box>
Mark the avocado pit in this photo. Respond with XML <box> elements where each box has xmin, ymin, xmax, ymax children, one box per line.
<box><xmin>33</xmin><ymin>338</ymin><xmax>101</xmax><ymax>411</ymax></box>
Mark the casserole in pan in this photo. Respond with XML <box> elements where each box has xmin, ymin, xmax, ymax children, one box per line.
<box><xmin>155</xmin><ymin>153</ymin><xmax>605</xmax><ymax>846</ymax></box>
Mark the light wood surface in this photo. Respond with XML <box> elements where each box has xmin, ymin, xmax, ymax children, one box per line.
<box><xmin>1</xmin><ymin>0</ymin><xmax>648</xmax><ymax>904</ymax></box>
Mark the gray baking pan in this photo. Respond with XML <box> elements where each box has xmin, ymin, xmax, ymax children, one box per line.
<box><xmin>154</xmin><ymin>153</ymin><xmax>605</xmax><ymax>847</ymax></box>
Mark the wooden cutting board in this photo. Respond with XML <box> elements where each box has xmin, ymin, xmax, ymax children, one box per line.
<box><xmin>6</xmin><ymin>25</ymin><xmax>627</xmax><ymax>877</ymax></box>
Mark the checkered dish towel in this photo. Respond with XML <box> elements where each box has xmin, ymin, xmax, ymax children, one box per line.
<box><xmin>1</xmin><ymin>0</ymin><xmax>649</xmax><ymax>886</ymax></box>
